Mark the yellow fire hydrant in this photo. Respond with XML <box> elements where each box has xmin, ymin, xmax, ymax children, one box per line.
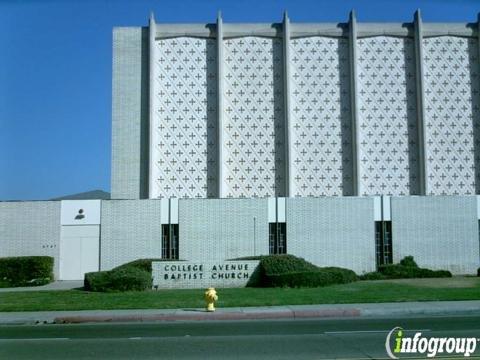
<box><xmin>204</xmin><ymin>287</ymin><xmax>218</xmax><ymax>312</ymax></box>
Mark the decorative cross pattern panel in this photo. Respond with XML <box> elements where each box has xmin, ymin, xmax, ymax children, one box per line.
<box><xmin>423</xmin><ymin>36</ymin><xmax>480</xmax><ymax>195</ymax></box>
<box><xmin>290</xmin><ymin>37</ymin><xmax>353</xmax><ymax>197</ymax></box>
<box><xmin>151</xmin><ymin>37</ymin><xmax>218</xmax><ymax>199</ymax></box>
<box><xmin>223</xmin><ymin>37</ymin><xmax>285</xmax><ymax>198</ymax></box>
<box><xmin>357</xmin><ymin>36</ymin><xmax>420</xmax><ymax>196</ymax></box>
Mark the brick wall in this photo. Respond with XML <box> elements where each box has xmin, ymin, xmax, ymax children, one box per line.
<box><xmin>286</xmin><ymin>197</ymin><xmax>376</xmax><ymax>274</ymax></box>
<box><xmin>179</xmin><ymin>198</ymin><xmax>269</xmax><ymax>261</ymax></box>
<box><xmin>0</xmin><ymin>201</ymin><xmax>61</xmax><ymax>277</ymax></box>
<box><xmin>100</xmin><ymin>200</ymin><xmax>162</xmax><ymax>270</ymax></box>
<box><xmin>392</xmin><ymin>196</ymin><xmax>479</xmax><ymax>274</ymax></box>
<box><xmin>111</xmin><ymin>27</ymin><xmax>149</xmax><ymax>200</ymax></box>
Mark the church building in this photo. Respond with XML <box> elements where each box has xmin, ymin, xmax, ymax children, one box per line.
<box><xmin>1</xmin><ymin>12</ymin><xmax>479</xmax><ymax>280</ymax></box>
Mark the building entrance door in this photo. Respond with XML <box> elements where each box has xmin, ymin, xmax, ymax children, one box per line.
<box><xmin>59</xmin><ymin>225</ymin><xmax>100</xmax><ymax>280</ymax></box>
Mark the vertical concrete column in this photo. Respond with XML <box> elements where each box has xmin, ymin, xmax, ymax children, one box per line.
<box><xmin>282</xmin><ymin>11</ymin><xmax>292</xmax><ymax>197</ymax></box>
<box><xmin>477</xmin><ymin>14</ymin><xmax>480</xmax><ymax>195</ymax></box>
<box><xmin>348</xmin><ymin>10</ymin><xmax>361</xmax><ymax>196</ymax></box>
<box><xmin>217</xmin><ymin>12</ymin><xmax>225</xmax><ymax>198</ymax></box>
<box><xmin>414</xmin><ymin>10</ymin><xmax>428</xmax><ymax>195</ymax></box>
<box><xmin>148</xmin><ymin>13</ymin><xmax>157</xmax><ymax>198</ymax></box>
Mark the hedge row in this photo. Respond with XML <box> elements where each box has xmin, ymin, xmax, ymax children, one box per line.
<box><xmin>260</xmin><ymin>255</ymin><xmax>318</xmax><ymax>275</ymax></box>
<box><xmin>84</xmin><ymin>259</ymin><xmax>162</xmax><ymax>292</ymax></box>
<box><xmin>359</xmin><ymin>256</ymin><xmax>452</xmax><ymax>280</ymax></box>
<box><xmin>242</xmin><ymin>254</ymin><xmax>453</xmax><ymax>287</ymax></box>
<box><xmin>84</xmin><ymin>258</ymin><xmax>188</xmax><ymax>292</ymax></box>
<box><xmin>84</xmin><ymin>267</ymin><xmax>152</xmax><ymax>292</ymax></box>
<box><xmin>379</xmin><ymin>264</ymin><xmax>452</xmax><ymax>279</ymax></box>
<box><xmin>266</xmin><ymin>267</ymin><xmax>357</xmax><ymax>288</ymax></box>
<box><xmin>84</xmin><ymin>254</ymin><xmax>456</xmax><ymax>291</ymax></box>
<box><xmin>235</xmin><ymin>255</ymin><xmax>358</xmax><ymax>288</ymax></box>
<box><xmin>114</xmin><ymin>259</ymin><xmax>155</xmax><ymax>273</ymax></box>
<box><xmin>0</xmin><ymin>256</ymin><xmax>54</xmax><ymax>287</ymax></box>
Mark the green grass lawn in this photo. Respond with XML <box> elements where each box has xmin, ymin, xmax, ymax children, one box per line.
<box><xmin>0</xmin><ymin>277</ymin><xmax>479</xmax><ymax>312</ymax></box>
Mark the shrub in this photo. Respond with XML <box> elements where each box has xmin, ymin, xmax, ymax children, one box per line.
<box><xmin>267</xmin><ymin>267</ymin><xmax>357</xmax><ymax>288</ymax></box>
<box><xmin>379</xmin><ymin>264</ymin><xmax>452</xmax><ymax>279</ymax></box>
<box><xmin>113</xmin><ymin>259</ymin><xmax>159</xmax><ymax>273</ymax></box>
<box><xmin>260</xmin><ymin>254</ymin><xmax>318</xmax><ymax>276</ymax></box>
<box><xmin>399</xmin><ymin>256</ymin><xmax>418</xmax><ymax>268</ymax></box>
<box><xmin>358</xmin><ymin>257</ymin><xmax>452</xmax><ymax>281</ymax></box>
<box><xmin>100</xmin><ymin>267</ymin><xmax>152</xmax><ymax>292</ymax></box>
<box><xmin>112</xmin><ymin>258</ymin><xmax>182</xmax><ymax>274</ymax></box>
<box><xmin>359</xmin><ymin>271</ymin><xmax>386</xmax><ymax>281</ymax></box>
<box><xmin>235</xmin><ymin>255</ymin><xmax>358</xmax><ymax>288</ymax></box>
<box><xmin>0</xmin><ymin>256</ymin><xmax>54</xmax><ymax>287</ymax></box>
<box><xmin>233</xmin><ymin>255</ymin><xmax>318</xmax><ymax>275</ymax></box>
<box><xmin>478</xmin><ymin>268</ymin><xmax>480</xmax><ymax>277</ymax></box>
<box><xmin>84</xmin><ymin>267</ymin><xmax>152</xmax><ymax>292</ymax></box>
<box><xmin>321</xmin><ymin>267</ymin><xmax>358</xmax><ymax>284</ymax></box>
<box><xmin>374</xmin><ymin>256</ymin><xmax>452</xmax><ymax>280</ymax></box>
<box><xmin>84</xmin><ymin>258</ymin><xmax>160</xmax><ymax>292</ymax></box>
<box><xmin>245</xmin><ymin>263</ymin><xmax>264</xmax><ymax>287</ymax></box>
<box><xmin>239</xmin><ymin>255</ymin><xmax>319</xmax><ymax>287</ymax></box>
<box><xmin>431</xmin><ymin>270</ymin><xmax>453</xmax><ymax>278</ymax></box>
<box><xmin>84</xmin><ymin>271</ymin><xmax>111</xmax><ymax>292</ymax></box>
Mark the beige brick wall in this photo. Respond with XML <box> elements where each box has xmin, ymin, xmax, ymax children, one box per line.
<box><xmin>179</xmin><ymin>198</ymin><xmax>269</xmax><ymax>262</ymax></box>
<box><xmin>287</xmin><ymin>197</ymin><xmax>376</xmax><ymax>274</ymax></box>
<box><xmin>392</xmin><ymin>196</ymin><xmax>479</xmax><ymax>274</ymax></box>
<box><xmin>0</xmin><ymin>201</ymin><xmax>61</xmax><ymax>277</ymax></box>
<box><xmin>100</xmin><ymin>200</ymin><xmax>162</xmax><ymax>270</ymax></box>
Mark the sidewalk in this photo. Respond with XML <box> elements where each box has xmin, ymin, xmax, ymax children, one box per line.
<box><xmin>1</xmin><ymin>300</ymin><xmax>480</xmax><ymax>325</ymax></box>
<box><xmin>0</xmin><ymin>281</ymin><xmax>83</xmax><ymax>293</ymax></box>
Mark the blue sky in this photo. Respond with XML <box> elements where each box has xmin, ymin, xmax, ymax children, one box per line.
<box><xmin>1</xmin><ymin>0</ymin><xmax>479</xmax><ymax>200</ymax></box>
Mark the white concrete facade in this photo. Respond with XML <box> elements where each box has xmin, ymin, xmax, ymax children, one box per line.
<box><xmin>111</xmin><ymin>13</ymin><xmax>480</xmax><ymax>201</ymax></box>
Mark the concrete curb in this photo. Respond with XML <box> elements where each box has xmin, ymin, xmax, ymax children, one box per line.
<box><xmin>53</xmin><ymin>309</ymin><xmax>362</xmax><ymax>324</ymax></box>
<box><xmin>1</xmin><ymin>301</ymin><xmax>480</xmax><ymax>325</ymax></box>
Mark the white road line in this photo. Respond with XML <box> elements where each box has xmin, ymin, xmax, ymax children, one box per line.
<box><xmin>325</xmin><ymin>329</ymin><xmax>431</xmax><ymax>335</ymax></box>
<box><xmin>128</xmin><ymin>337</ymin><xmax>142</xmax><ymax>340</ymax></box>
<box><xmin>0</xmin><ymin>338</ymin><xmax>69</xmax><ymax>341</ymax></box>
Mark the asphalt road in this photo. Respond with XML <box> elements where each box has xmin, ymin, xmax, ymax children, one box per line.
<box><xmin>1</xmin><ymin>316</ymin><xmax>480</xmax><ymax>359</ymax></box>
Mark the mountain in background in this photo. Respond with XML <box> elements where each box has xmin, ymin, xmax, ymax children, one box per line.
<box><xmin>51</xmin><ymin>190</ymin><xmax>110</xmax><ymax>200</ymax></box>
